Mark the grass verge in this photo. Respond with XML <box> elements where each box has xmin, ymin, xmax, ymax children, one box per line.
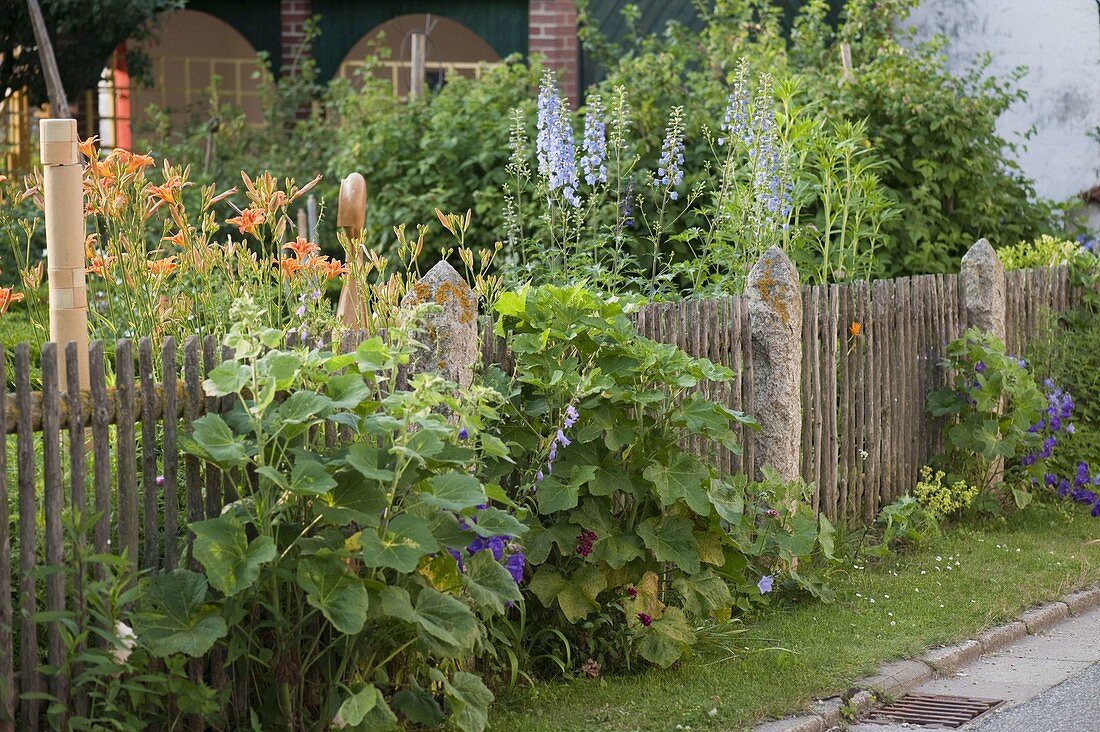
<box><xmin>491</xmin><ymin>499</ymin><xmax>1100</xmax><ymax>732</ymax></box>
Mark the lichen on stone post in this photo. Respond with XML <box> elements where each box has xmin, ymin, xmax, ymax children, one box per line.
<box><xmin>960</xmin><ymin>238</ymin><xmax>1006</xmax><ymax>342</ymax></box>
<box><xmin>399</xmin><ymin>260</ymin><xmax>478</xmax><ymax>389</ymax></box>
<box><xmin>746</xmin><ymin>247</ymin><xmax>803</xmax><ymax>482</ymax></box>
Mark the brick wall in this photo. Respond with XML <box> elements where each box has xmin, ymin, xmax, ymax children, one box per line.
<box><xmin>529</xmin><ymin>0</ymin><xmax>579</xmax><ymax>105</ymax></box>
<box><xmin>280</xmin><ymin>0</ymin><xmax>312</xmax><ymax>72</ymax></box>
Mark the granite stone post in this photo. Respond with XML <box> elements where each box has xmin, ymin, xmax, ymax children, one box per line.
<box><xmin>960</xmin><ymin>238</ymin><xmax>1006</xmax><ymax>342</ymax></box>
<box><xmin>746</xmin><ymin>247</ymin><xmax>803</xmax><ymax>482</ymax></box>
<box><xmin>400</xmin><ymin>261</ymin><xmax>478</xmax><ymax>389</ymax></box>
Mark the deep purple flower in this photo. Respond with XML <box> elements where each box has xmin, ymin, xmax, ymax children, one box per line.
<box><xmin>757</xmin><ymin>575</ymin><xmax>775</xmax><ymax>594</ymax></box>
<box><xmin>1022</xmin><ymin>453</ymin><xmax>1037</xmax><ymax>467</ymax></box>
<box><xmin>1044</xmin><ymin>473</ymin><xmax>1058</xmax><ymax>487</ymax></box>
<box><xmin>575</xmin><ymin>529</ymin><xmax>597</xmax><ymax>557</ymax></box>
<box><xmin>580</xmin><ymin>94</ymin><xmax>607</xmax><ymax>186</ymax></box>
<box><xmin>504</xmin><ymin>551</ymin><xmax>526</xmax><ymax>584</ymax></box>
<box><xmin>1092</xmin><ymin>501</ymin><xmax>1100</xmax><ymax>518</ymax></box>
<box><xmin>155</xmin><ymin>475</ymin><xmax>165</xmax><ymax>487</ymax></box>
<box><xmin>448</xmin><ymin>549</ymin><xmax>466</xmax><ymax>574</ymax></box>
<box><xmin>1058</xmin><ymin>479</ymin><xmax>1071</xmax><ymax>497</ymax></box>
<box><xmin>458</xmin><ymin>427</ymin><xmax>468</xmax><ymax>440</ymax></box>
<box><xmin>626</xmin><ymin>586</ymin><xmax>638</xmax><ymax>598</ymax></box>
<box><xmin>637</xmin><ymin>613</ymin><xmax>653</xmax><ymax>627</ymax></box>
<box><xmin>975</xmin><ymin>361</ymin><xmax>986</xmax><ymax>374</ymax></box>
<box><xmin>766</xmin><ymin>508</ymin><xmax>779</xmax><ymax>517</ymax></box>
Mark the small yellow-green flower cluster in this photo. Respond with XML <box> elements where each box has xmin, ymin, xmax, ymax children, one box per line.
<box><xmin>914</xmin><ymin>466</ymin><xmax>978</xmax><ymax>518</ymax></box>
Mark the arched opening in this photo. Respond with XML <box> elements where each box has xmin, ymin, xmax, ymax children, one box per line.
<box><xmin>98</xmin><ymin>9</ymin><xmax>269</xmax><ymax>148</ymax></box>
<box><xmin>337</xmin><ymin>14</ymin><xmax>501</xmax><ymax>97</ymax></box>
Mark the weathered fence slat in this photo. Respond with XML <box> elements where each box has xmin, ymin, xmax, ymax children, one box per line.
<box><xmin>183</xmin><ymin>336</ymin><xmax>203</xmax><ymax>536</ymax></box>
<box><xmin>89</xmin><ymin>343</ymin><xmax>111</xmax><ymax>566</ymax></box>
<box><xmin>116</xmin><ymin>340</ymin><xmax>139</xmax><ymax>568</ymax></box>
<box><xmin>41</xmin><ymin>344</ymin><xmax>67</xmax><ymax>716</ymax></box>
<box><xmin>140</xmin><ymin>339</ymin><xmax>159</xmax><ymax>570</ymax></box>
<box><xmin>16</xmin><ymin>345</ymin><xmax>40</xmax><ymax>731</ymax></box>
<box><xmin>202</xmin><ymin>336</ymin><xmax>222</xmax><ymax>519</ymax></box>
<box><xmin>0</xmin><ymin>347</ymin><xmax>13</xmax><ymax>731</ymax></box>
<box><xmin>162</xmin><ymin>338</ymin><xmax>179</xmax><ymax>570</ymax></box>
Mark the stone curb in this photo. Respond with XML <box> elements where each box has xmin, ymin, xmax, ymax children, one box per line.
<box><xmin>750</xmin><ymin>583</ymin><xmax>1100</xmax><ymax>732</ymax></box>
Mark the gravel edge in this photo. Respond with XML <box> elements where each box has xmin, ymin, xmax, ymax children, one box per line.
<box><xmin>750</xmin><ymin>584</ymin><xmax>1100</xmax><ymax>732</ymax></box>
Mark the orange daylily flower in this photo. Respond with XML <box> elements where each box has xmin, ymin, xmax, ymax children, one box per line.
<box><xmin>147</xmin><ymin>256</ymin><xmax>178</xmax><ymax>277</ymax></box>
<box><xmin>78</xmin><ymin>136</ymin><xmax>98</xmax><ymax>159</ymax></box>
<box><xmin>316</xmin><ymin>257</ymin><xmax>349</xmax><ymax>280</ymax></box>
<box><xmin>227</xmin><ymin>208</ymin><xmax>266</xmax><ymax>237</ymax></box>
<box><xmin>148</xmin><ymin>181</ymin><xmax>179</xmax><ymax>205</ymax></box>
<box><xmin>0</xmin><ymin>287</ymin><xmax>24</xmax><ymax>316</ymax></box>
<box><xmin>284</xmin><ymin>236</ymin><xmax>319</xmax><ymax>260</ymax></box>
<box><xmin>125</xmin><ymin>152</ymin><xmax>155</xmax><ymax>172</ymax></box>
<box><xmin>92</xmin><ymin>160</ymin><xmax>116</xmax><ymax>180</ymax></box>
<box><xmin>85</xmin><ymin>255</ymin><xmax>117</xmax><ymax>277</ymax></box>
<box><xmin>849</xmin><ymin>321</ymin><xmax>862</xmax><ymax>338</ymax></box>
<box><xmin>278</xmin><ymin>257</ymin><xmax>303</xmax><ymax>278</ymax></box>
<box><xmin>164</xmin><ymin>229</ymin><xmax>192</xmax><ymax>248</ymax></box>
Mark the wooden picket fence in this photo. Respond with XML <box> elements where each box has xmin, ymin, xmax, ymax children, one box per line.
<box><xmin>0</xmin><ymin>265</ymin><xmax>1079</xmax><ymax>728</ymax></box>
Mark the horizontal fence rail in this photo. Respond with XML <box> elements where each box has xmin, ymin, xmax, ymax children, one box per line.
<box><xmin>0</xmin><ymin>265</ymin><xmax>1079</xmax><ymax>727</ymax></box>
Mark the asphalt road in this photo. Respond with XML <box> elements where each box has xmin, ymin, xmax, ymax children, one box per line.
<box><xmin>970</xmin><ymin>661</ymin><xmax>1100</xmax><ymax>732</ymax></box>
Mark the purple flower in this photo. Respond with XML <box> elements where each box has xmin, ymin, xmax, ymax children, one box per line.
<box><xmin>556</xmin><ymin>430</ymin><xmax>572</xmax><ymax>447</ymax></box>
<box><xmin>580</xmin><ymin>94</ymin><xmax>607</xmax><ymax>186</ymax></box>
<box><xmin>575</xmin><ymin>529</ymin><xmax>597</xmax><ymax>557</ymax></box>
<box><xmin>975</xmin><ymin>361</ymin><xmax>986</xmax><ymax>374</ymax></box>
<box><xmin>563</xmin><ymin>404</ymin><xmax>580</xmax><ymax>429</ymax></box>
<box><xmin>536</xmin><ymin>71</ymin><xmax>580</xmax><ymax>207</ymax></box>
<box><xmin>155</xmin><ymin>475</ymin><xmax>165</xmax><ymax>487</ymax></box>
<box><xmin>487</xmin><ymin>535</ymin><xmax>507</xmax><ymax>561</ymax></box>
<box><xmin>1044</xmin><ymin>473</ymin><xmax>1058</xmax><ymax>487</ymax></box>
<box><xmin>536</xmin><ymin>469</ymin><xmax>545</xmax><ymax>482</ymax></box>
<box><xmin>448</xmin><ymin>549</ymin><xmax>466</xmax><ymax>574</ymax></box>
<box><xmin>757</xmin><ymin>575</ymin><xmax>775</xmax><ymax>594</ymax></box>
<box><xmin>637</xmin><ymin>613</ymin><xmax>653</xmax><ymax>627</ymax></box>
<box><xmin>654</xmin><ymin>106</ymin><xmax>685</xmax><ymax>198</ymax></box>
<box><xmin>626</xmin><ymin>586</ymin><xmax>638</xmax><ymax>598</ymax></box>
<box><xmin>504</xmin><ymin>551</ymin><xmax>525</xmax><ymax>584</ymax></box>
<box><xmin>458</xmin><ymin>427</ymin><xmax>468</xmax><ymax>440</ymax></box>
<box><xmin>1092</xmin><ymin>501</ymin><xmax>1100</xmax><ymax>518</ymax></box>
<box><xmin>1021</xmin><ymin>453</ymin><xmax>1037</xmax><ymax>467</ymax></box>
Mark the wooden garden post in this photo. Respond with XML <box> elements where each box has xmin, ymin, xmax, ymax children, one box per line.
<box><xmin>40</xmin><ymin>119</ymin><xmax>89</xmax><ymax>390</ymax></box>
<box><xmin>335</xmin><ymin>173</ymin><xmax>367</xmax><ymax>327</ymax></box>
<box><xmin>409</xmin><ymin>32</ymin><xmax>426</xmax><ymax>98</ymax></box>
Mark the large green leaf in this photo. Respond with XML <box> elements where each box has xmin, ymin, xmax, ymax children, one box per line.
<box><xmin>636</xmin><ymin>516</ymin><xmax>700</xmax><ymax>573</ymax></box>
<box><xmin>465</xmin><ymin>507</ymin><xmax>527</xmax><ymax>538</ymax></box>
<box><xmin>277</xmin><ymin>390</ymin><xmax>333</xmax><ymax>423</ymax></box>
<box><xmin>203</xmin><ymin>361</ymin><xmax>251</xmax><ymax>397</ymax></box>
<box><xmin>707</xmin><ymin>477</ymin><xmax>746</xmax><ymax>524</ymax></box>
<box><xmin>635</xmin><ymin>606</ymin><xmax>696</xmax><ymax>668</ymax></box>
<box><xmin>345</xmin><ymin>443</ymin><xmax>395</xmax><ymax>482</ymax></box>
<box><xmin>672</xmin><ymin>568</ymin><xmax>733</xmax><ymax>619</ymax></box>
<box><xmin>414</xmin><ymin>588</ymin><xmax>479</xmax><ymax>656</ymax></box>
<box><xmin>529</xmin><ymin>563</ymin><xmax>607</xmax><ymax>623</ymax></box>
<box><xmin>393</xmin><ymin>684</ymin><xmax>445</xmax><ymax>726</ymax></box>
<box><xmin>358</xmin><ymin>515</ymin><xmax>439</xmax><ymax>573</ymax></box>
<box><xmin>592</xmin><ymin>532</ymin><xmax>645</xmax><ymax>570</ymax></box>
<box><xmin>289</xmin><ymin>458</ymin><xmax>337</xmax><ymax>496</ymax></box>
<box><xmin>134</xmin><ymin>570</ymin><xmax>226</xmax><ymax>658</ymax></box>
<box><xmin>190</xmin><ymin>514</ymin><xmax>276</xmax><ymax>598</ymax></box>
<box><xmin>442</xmin><ymin>671</ymin><xmax>494</xmax><ymax>732</ymax></box>
<box><xmin>423</xmin><ymin>473</ymin><xmax>488</xmax><ymax>512</ymax></box>
<box><xmin>463</xmin><ymin>551</ymin><xmax>522</xmax><ymax>614</ymax></box>
<box><xmin>326</xmin><ymin>372</ymin><xmax>373</xmax><ymax>409</ymax></box>
<box><xmin>318</xmin><ymin>469</ymin><xmax>388</xmax><ymax>526</ymax></box>
<box><xmin>536</xmin><ymin>465</ymin><xmax>597</xmax><ymax>515</ymax></box>
<box><xmin>644</xmin><ymin>453</ymin><xmax>709</xmax><ymax>515</ymax></box>
<box><xmin>527</xmin><ymin>566</ymin><xmax>566</xmax><ymax>609</ymax></box>
<box><xmin>257</xmin><ymin>350</ymin><xmax>302</xmax><ymax>388</ymax></box>
<box><xmin>336</xmin><ymin>684</ymin><xmax>378</xmax><ymax>727</ymax></box>
<box><xmin>180</xmin><ymin>414</ymin><xmax>251</xmax><ymax>470</ymax></box>
<box><xmin>523</xmin><ymin>520</ymin><xmax>578</xmax><ymax>565</ymax></box>
<box><xmin>296</xmin><ymin>552</ymin><xmax>369</xmax><ymax>634</ymax></box>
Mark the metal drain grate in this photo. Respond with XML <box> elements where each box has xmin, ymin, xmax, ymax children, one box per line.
<box><xmin>863</xmin><ymin>693</ymin><xmax>1004</xmax><ymax>728</ymax></box>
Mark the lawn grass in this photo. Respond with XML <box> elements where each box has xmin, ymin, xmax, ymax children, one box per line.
<box><xmin>491</xmin><ymin>500</ymin><xmax>1100</xmax><ymax>732</ymax></box>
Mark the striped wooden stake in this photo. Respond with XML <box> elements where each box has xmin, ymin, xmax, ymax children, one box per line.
<box><xmin>40</xmin><ymin>118</ymin><xmax>89</xmax><ymax>390</ymax></box>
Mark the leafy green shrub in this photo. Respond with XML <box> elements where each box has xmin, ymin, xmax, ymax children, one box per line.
<box><xmin>998</xmin><ymin>235</ymin><xmax>1085</xmax><ymax>271</ymax></box>
<box><xmin>478</xmin><ymin>284</ymin><xmax>837</xmax><ymax>672</ymax></box>
<box><xmin>928</xmin><ymin>328</ymin><xmax>1047</xmax><ymax>507</ymax></box>
<box><xmin>138</xmin><ymin>296</ymin><xmax>519</xmax><ymax>730</ymax></box>
<box><xmin>865</xmin><ymin>494</ymin><xmax>941</xmax><ymax>558</ymax></box>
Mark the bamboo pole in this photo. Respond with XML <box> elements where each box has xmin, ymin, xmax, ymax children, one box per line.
<box><xmin>335</xmin><ymin>173</ymin><xmax>367</xmax><ymax>327</ymax></box>
<box><xmin>41</xmin><ymin>119</ymin><xmax>89</xmax><ymax>390</ymax></box>
<box><xmin>26</xmin><ymin>0</ymin><xmax>70</xmax><ymax>118</ymax></box>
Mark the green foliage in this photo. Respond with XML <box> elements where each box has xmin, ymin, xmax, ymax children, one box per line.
<box><xmin>865</xmin><ymin>494</ymin><xmax>941</xmax><ymax>558</ymax></box>
<box><xmin>998</xmin><ymin>235</ymin><xmax>1086</xmax><ymax>271</ymax></box>
<box><xmin>479</xmin><ymin>284</ymin><xmax>837</xmax><ymax>673</ymax></box>
<box><xmin>137</xmin><ymin>296</ymin><xmax>518</xmax><ymax>730</ymax></box>
<box><xmin>928</xmin><ymin>328</ymin><xmax>1047</xmax><ymax>499</ymax></box>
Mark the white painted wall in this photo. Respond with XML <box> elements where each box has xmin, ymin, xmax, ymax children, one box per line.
<box><xmin>907</xmin><ymin>0</ymin><xmax>1100</xmax><ymax>206</ymax></box>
